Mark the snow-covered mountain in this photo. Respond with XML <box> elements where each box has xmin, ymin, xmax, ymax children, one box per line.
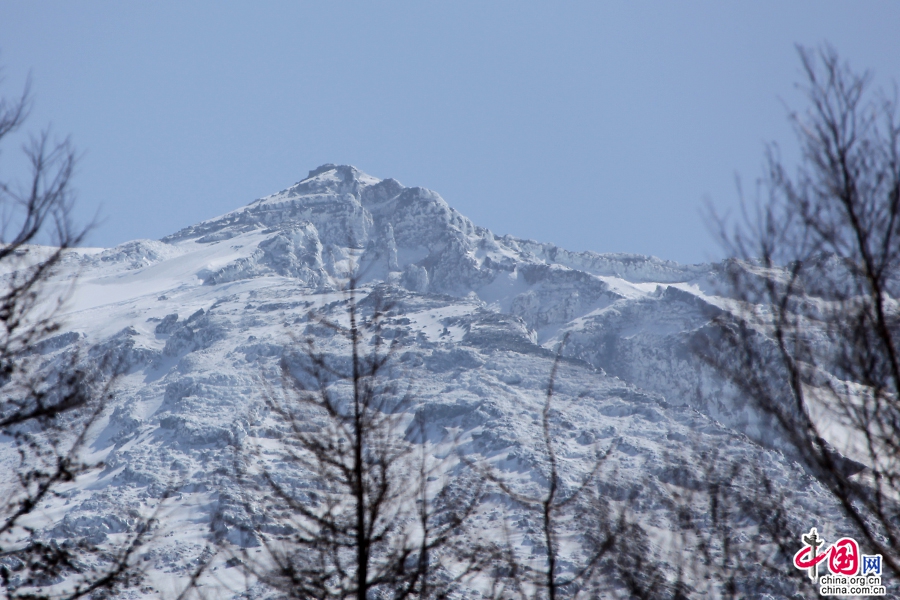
<box><xmin>7</xmin><ymin>165</ymin><xmax>852</xmax><ymax>598</ymax></box>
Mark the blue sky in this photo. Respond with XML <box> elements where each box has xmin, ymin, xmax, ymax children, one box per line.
<box><xmin>1</xmin><ymin>2</ymin><xmax>898</xmax><ymax>263</ymax></box>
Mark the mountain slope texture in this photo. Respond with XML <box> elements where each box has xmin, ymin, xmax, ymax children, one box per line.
<box><xmin>3</xmin><ymin>165</ymin><xmax>864</xmax><ymax>598</ymax></box>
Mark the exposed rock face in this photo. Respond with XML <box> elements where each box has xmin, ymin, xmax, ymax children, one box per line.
<box><xmin>4</xmin><ymin>165</ymin><xmax>856</xmax><ymax>598</ymax></box>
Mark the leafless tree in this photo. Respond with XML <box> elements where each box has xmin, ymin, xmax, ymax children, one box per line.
<box><xmin>0</xmin><ymin>75</ymin><xmax>153</xmax><ymax>599</ymax></box>
<box><xmin>476</xmin><ymin>337</ymin><xmax>638</xmax><ymax>600</ymax></box>
<box><xmin>704</xmin><ymin>44</ymin><xmax>900</xmax><ymax>590</ymax></box>
<box><xmin>639</xmin><ymin>441</ymin><xmax>819</xmax><ymax>599</ymax></box>
<box><xmin>226</xmin><ymin>280</ymin><xmax>482</xmax><ymax>599</ymax></box>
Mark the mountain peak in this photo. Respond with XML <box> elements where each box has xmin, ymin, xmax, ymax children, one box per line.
<box><xmin>303</xmin><ymin>163</ymin><xmax>358</xmax><ymax>181</ymax></box>
<box><xmin>304</xmin><ymin>163</ymin><xmax>340</xmax><ymax>179</ymax></box>
<box><xmin>299</xmin><ymin>164</ymin><xmax>381</xmax><ymax>187</ymax></box>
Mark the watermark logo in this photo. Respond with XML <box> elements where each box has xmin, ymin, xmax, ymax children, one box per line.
<box><xmin>793</xmin><ymin>527</ymin><xmax>886</xmax><ymax>596</ymax></box>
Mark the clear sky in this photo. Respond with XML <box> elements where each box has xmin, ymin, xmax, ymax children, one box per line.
<box><xmin>1</xmin><ymin>1</ymin><xmax>897</xmax><ymax>264</ymax></box>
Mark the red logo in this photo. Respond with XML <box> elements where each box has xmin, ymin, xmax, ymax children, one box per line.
<box><xmin>793</xmin><ymin>528</ymin><xmax>865</xmax><ymax>579</ymax></box>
